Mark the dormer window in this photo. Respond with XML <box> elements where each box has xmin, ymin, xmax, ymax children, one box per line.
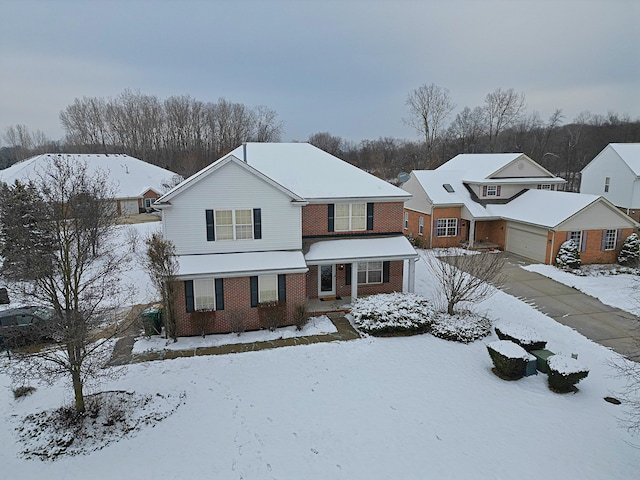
<box><xmin>537</xmin><ymin>184</ymin><xmax>554</xmax><ymax>191</ymax></box>
<box><xmin>483</xmin><ymin>185</ymin><xmax>501</xmax><ymax>197</ymax></box>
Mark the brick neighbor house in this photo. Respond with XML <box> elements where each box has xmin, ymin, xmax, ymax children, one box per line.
<box><xmin>154</xmin><ymin>143</ymin><xmax>418</xmax><ymax>336</ymax></box>
<box><xmin>402</xmin><ymin>153</ymin><xmax>638</xmax><ymax>264</ymax></box>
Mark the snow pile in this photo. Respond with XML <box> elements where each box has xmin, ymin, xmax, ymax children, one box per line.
<box><xmin>350</xmin><ymin>292</ymin><xmax>434</xmax><ymax>334</ymax></box>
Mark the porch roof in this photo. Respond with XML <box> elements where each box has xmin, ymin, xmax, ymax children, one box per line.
<box><xmin>176</xmin><ymin>251</ymin><xmax>308</xmax><ymax>279</ymax></box>
<box><xmin>304</xmin><ymin>235</ymin><xmax>418</xmax><ymax>264</ymax></box>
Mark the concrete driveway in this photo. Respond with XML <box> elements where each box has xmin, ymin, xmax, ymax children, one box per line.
<box><xmin>498</xmin><ymin>253</ymin><xmax>640</xmax><ymax>361</ymax></box>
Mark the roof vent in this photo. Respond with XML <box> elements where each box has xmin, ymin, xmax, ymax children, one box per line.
<box><xmin>443</xmin><ymin>184</ymin><xmax>455</xmax><ymax>193</ymax></box>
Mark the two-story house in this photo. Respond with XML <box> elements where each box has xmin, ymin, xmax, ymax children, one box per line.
<box><xmin>580</xmin><ymin>143</ymin><xmax>640</xmax><ymax>221</ymax></box>
<box><xmin>154</xmin><ymin>143</ymin><xmax>417</xmax><ymax>336</ymax></box>
<box><xmin>402</xmin><ymin>153</ymin><xmax>637</xmax><ymax>264</ymax></box>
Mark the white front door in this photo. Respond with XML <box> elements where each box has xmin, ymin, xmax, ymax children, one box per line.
<box><xmin>318</xmin><ymin>264</ymin><xmax>336</xmax><ymax>297</ymax></box>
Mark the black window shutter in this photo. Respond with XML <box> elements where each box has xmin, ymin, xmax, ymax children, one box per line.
<box><xmin>366</xmin><ymin>203</ymin><xmax>374</xmax><ymax>230</ymax></box>
<box><xmin>250</xmin><ymin>276</ymin><xmax>258</xmax><ymax>307</ymax></box>
<box><xmin>383</xmin><ymin>261</ymin><xmax>390</xmax><ymax>283</ymax></box>
<box><xmin>278</xmin><ymin>274</ymin><xmax>286</xmax><ymax>302</ymax></box>
<box><xmin>206</xmin><ymin>209</ymin><xmax>215</xmax><ymax>241</ymax></box>
<box><xmin>253</xmin><ymin>208</ymin><xmax>262</xmax><ymax>239</ymax></box>
<box><xmin>328</xmin><ymin>204</ymin><xmax>335</xmax><ymax>232</ymax></box>
<box><xmin>345</xmin><ymin>263</ymin><xmax>352</xmax><ymax>285</ymax></box>
<box><xmin>184</xmin><ymin>280</ymin><xmax>194</xmax><ymax>313</ymax></box>
<box><xmin>215</xmin><ymin>278</ymin><xmax>224</xmax><ymax>311</ymax></box>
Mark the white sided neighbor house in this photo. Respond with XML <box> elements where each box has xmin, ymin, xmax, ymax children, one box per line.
<box><xmin>154</xmin><ymin>142</ymin><xmax>418</xmax><ymax>337</ymax></box>
<box><xmin>580</xmin><ymin>143</ymin><xmax>640</xmax><ymax>222</ymax></box>
<box><xmin>402</xmin><ymin>153</ymin><xmax>638</xmax><ymax>264</ymax></box>
<box><xmin>0</xmin><ymin>153</ymin><xmax>180</xmax><ymax>215</ymax></box>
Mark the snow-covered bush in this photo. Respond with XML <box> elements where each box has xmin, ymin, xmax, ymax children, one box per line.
<box><xmin>547</xmin><ymin>355</ymin><xmax>589</xmax><ymax>393</ymax></box>
<box><xmin>494</xmin><ymin>323</ymin><xmax>546</xmax><ymax>351</ymax></box>
<box><xmin>555</xmin><ymin>239</ymin><xmax>581</xmax><ymax>270</ymax></box>
<box><xmin>487</xmin><ymin>340</ymin><xmax>536</xmax><ymax>380</ymax></box>
<box><xmin>618</xmin><ymin>233</ymin><xmax>640</xmax><ymax>267</ymax></box>
<box><xmin>350</xmin><ymin>292</ymin><xmax>435</xmax><ymax>335</ymax></box>
<box><xmin>431</xmin><ymin>311</ymin><xmax>492</xmax><ymax>343</ymax></box>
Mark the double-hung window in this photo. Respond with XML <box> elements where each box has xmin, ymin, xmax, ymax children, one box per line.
<box><xmin>193</xmin><ymin>278</ymin><xmax>216</xmax><ymax>311</ymax></box>
<box><xmin>604</xmin><ymin>177</ymin><xmax>610</xmax><ymax>193</ymax></box>
<box><xmin>537</xmin><ymin>184</ymin><xmax>553</xmax><ymax>190</ymax></box>
<box><xmin>436</xmin><ymin>218</ymin><xmax>458</xmax><ymax>237</ymax></box>
<box><xmin>419</xmin><ymin>216</ymin><xmax>424</xmax><ymax>236</ymax></box>
<box><xmin>258</xmin><ymin>275</ymin><xmax>278</xmax><ymax>303</ymax></box>
<box><xmin>486</xmin><ymin>185</ymin><xmax>498</xmax><ymax>196</ymax></box>
<box><xmin>568</xmin><ymin>231</ymin><xmax>582</xmax><ymax>250</ymax></box>
<box><xmin>603</xmin><ymin>229</ymin><xmax>617</xmax><ymax>250</ymax></box>
<box><xmin>358</xmin><ymin>261</ymin><xmax>383</xmax><ymax>284</ymax></box>
<box><xmin>335</xmin><ymin>203</ymin><xmax>366</xmax><ymax>232</ymax></box>
<box><xmin>211</xmin><ymin>209</ymin><xmax>254</xmax><ymax>241</ymax></box>
<box><xmin>404</xmin><ymin>212</ymin><xmax>409</xmax><ymax>230</ymax></box>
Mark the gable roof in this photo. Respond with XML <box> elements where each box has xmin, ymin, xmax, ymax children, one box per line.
<box><xmin>592</xmin><ymin>143</ymin><xmax>640</xmax><ymax>176</ymax></box>
<box><xmin>0</xmin><ymin>153</ymin><xmax>178</xmax><ymax>199</ymax></box>
<box><xmin>227</xmin><ymin>143</ymin><xmax>410</xmax><ymax>201</ymax></box>
<box><xmin>436</xmin><ymin>153</ymin><xmax>562</xmax><ymax>183</ymax></box>
<box><xmin>155</xmin><ymin>154</ymin><xmax>306</xmax><ymax>205</ymax></box>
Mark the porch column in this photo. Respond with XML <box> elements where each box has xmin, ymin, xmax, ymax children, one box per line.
<box><xmin>407</xmin><ymin>258</ymin><xmax>416</xmax><ymax>293</ymax></box>
<box><xmin>468</xmin><ymin>220</ymin><xmax>476</xmax><ymax>248</ymax></box>
<box><xmin>351</xmin><ymin>261</ymin><xmax>358</xmax><ymax>300</ymax></box>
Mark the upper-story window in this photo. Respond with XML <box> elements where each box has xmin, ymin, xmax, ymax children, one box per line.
<box><xmin>537</xmin><ymin>184</ymin><xmax>554</xmax><ymax>190</ymax></box>
<box><xmin>483</xmin><ymin>185</ymin><xmax>501</xmax><ymax>197</ymax></box>
<box><xmin>206</xmin><ymin>208</ymin><xmax>261</xmax><ymax>241</ymax></box>
<box><xmin>335</xmin><ymin>203</ymin><xmax>366</xmax><ymax>231</ymax></box>
<box><xmin>604</xmin><ymin>177</ymin><xmax>610</xmax><ymax>193</ymax></box>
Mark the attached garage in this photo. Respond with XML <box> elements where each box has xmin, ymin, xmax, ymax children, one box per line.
<box><xmin>505</xmin><ymin>222</ymin><xmax>548</xmax><ymax>263</ymax></box>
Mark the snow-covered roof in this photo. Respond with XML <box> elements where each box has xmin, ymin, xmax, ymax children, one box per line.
<box><xmin>224</xmin><ymin>143</ymin><xmax>411</xmax><ymax>201</ymax></box>
<box><xmin>0</xmin><ymin>153</ymin><xmax>178</xmax><ymax>199</ymax></box>
<box><xmin>608</xmin><ymin>143</ymin><xmax>640</xmax><ymax>175</ymax></box>
<box><xmin>436</xmin><ymin>153</ymin><xmax>525</xmax><ymax>180</ymax></box>
<box><xmin>176</xmin><ymin>251</ymin><xmax>308</xmax><ymax>278</ymax></box>
<box><xmin>304</xmin><ymin>235</ymin><xmax>417</xmax><ymax>264</ymax></box>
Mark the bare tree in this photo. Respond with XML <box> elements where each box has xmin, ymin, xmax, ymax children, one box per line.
<box><xmin>611</xmin><ymin>358</ymin><xmax>640</xmax><ymax>435</ymax></box>
<box><xmin>483</xmin><ymin>88</ymin><xmax>526</xmax><ymax>152</ymax></box>
<box><xmin>142</xmin><ymin>232</ymin><xmax>179</xmax><ymax>341</ymax></box>
<box><xmin>405</xmin><ymin>83</ymin><xmax>456</xmax><ymax>168</ymax></box>
<box><xmin>252</xmin><ymin>105</ymin><xmax>284</xmax><ymax>142</ymax></box>
<box><xmin>0</xmin><ymin>157</ymin><xmax>132</xmax><ymax>413</ymax></box>
<box><xmin>448</xmin><ymin>106</ymin><xmax>486</xmax><ymax>153</ymax></box>
<box><xmin>308</xmin><ymin>132</ymin><xmax>345</xmax><ymax>157</ymax></box>
<box><xmin>3</xmin><ymin>124</ymin><xmax>51</xmax><ymax>162</ymax></box>
<box><xmin>424</xmin><ymin>251</ymin><xmax>504</xmax><ymax>315</ymax></box>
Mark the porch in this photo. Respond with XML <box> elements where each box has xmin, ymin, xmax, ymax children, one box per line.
<box><xmin>307</xmin><ymin>296</ymin><xmax>353</xmax><ymax>316</ymax></box>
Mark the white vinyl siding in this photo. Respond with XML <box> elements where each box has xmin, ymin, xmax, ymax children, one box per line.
<box><xmin>335</xmin><ymin>203</ymin><xmax>366</xmax><ymax>232</ymax></box>
<box><xmin>436</xmin><ymin>218</ymin><xmax>457</xmax><ymax>237</ymax></box>
<box><xmin>258</xmin><ymin>275</ymin><xmax>278</xmax><ymax>303</ymax></box>
<box><xmin>193</xmin><ymin>278</ymin><xmax>215</xmax><ymax>311</ymax></box>
<box><xmin>163</xmin><ymin>161</ymin><xmax>302</xmax><ymax>255</ymax></box>
<box><xmin>357</xmin><ymin>261</ymin><xmax>383</xmax><ymax>284</ymax></box>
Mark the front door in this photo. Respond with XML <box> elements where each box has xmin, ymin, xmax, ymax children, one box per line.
<box><xmin>318</xmin><ymin>264</ymin><xmax>336</xmax><ymax>297</ymax></box>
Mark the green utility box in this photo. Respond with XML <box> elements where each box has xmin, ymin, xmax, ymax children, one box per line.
<box><xmin>141</xmin><ymin>306</ymin><xmax>163</xmax><ymax>335</ymax></box>
<box><xmin>530</xmin><ymin>349</ymin><xmax>555</xmax><ymax>374</ymax></box>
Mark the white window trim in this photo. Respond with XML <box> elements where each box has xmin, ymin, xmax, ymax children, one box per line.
<box><xmin>418</xmin><ymin>216</ymin><xmax>424</xmax><ymax>236</ymax></box>
<box><xmin>404</xmin><ymin>212</ymin><xmax>409</xmax><ymax>230</ymax></box>
<box><xmin>335</xmin><ymin>203</ymin><xmax>366</xmax><ymax>232</ymax></box>
<box><xmin>604</xmin><ymin>177</ymin><xmax>610</xmax><ymax>193</ymax></box>
<box><xmin>604</xmin><ymin>229</ymin><xmax>617</xmax><ymax>251</ymax></box>
<box><xmin>215</xmin><ymin>209</ymin><xmax>254</xmax><ymax>241</ymax></box>
<box><xmin>569</xmin><ymin>231</ymin><xmax>582</xmax><ymax>250</ymax></box>
<box><xmin>357</xmin><ymin>261</ymin><xmax>383</xmax><ymax>285</ymax></box>
<box><xmin>486</xmin><ymin>185</ymin><xmax>498</xmax><ymax>196</ymax></box>
<box><xmin>258</xmin><ymin>274</ymin><xmax>278</xmax><ymax>303</ymax></box>
<box><xmin>436</xmin><ymin>218</ymin><xmax>458</xmax><ymax>237</ymax></box>
<box><xmin>194</xmin><ymin>278</ymin><xmax>215</xmax><ymax>311</ymax></box>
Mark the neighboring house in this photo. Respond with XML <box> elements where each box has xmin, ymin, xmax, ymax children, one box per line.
<box><xmin>154</xmin><ymin>142</ymin><xmax>417</xmax><ymax>336</ymax></box>
<box><xmin>580</xmin><ymin>143</ymin><xmax>640</xmax><ymax>221</ymax></box>
<box><xmin>0</xmin><ymin>153</ymin><xmax>180</xmax><ymax>215</ymax></box>
<box><xmin>402</xmin><ymin>153</ymin><xmax>637</xmax><ymax>264</ymax></box>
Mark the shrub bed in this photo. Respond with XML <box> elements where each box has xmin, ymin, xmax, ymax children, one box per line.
<box><xmin>494</xmin><ymin>323</ymin><xmax>546</xmax><ymax>351</ymax></box>
<box><xmin>487</xmin><ymin>340</ymin><xmax>536</xmax><ymax>380</ymax></box>
<box><xmin>547</xmin><ymin>355</ymin><xmax>589</xmax><ymax>393</ymax></box>
<box><xmin>431</xmin><ymin>311</ymin><xmax>492</xmax><ymax>343</ymax></box>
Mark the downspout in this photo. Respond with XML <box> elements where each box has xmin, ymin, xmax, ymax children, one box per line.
<box><xmin>548</xmin><ymin>229</ymin><xmax>555</xmax><ymax>265</ymax></box>
<box><xmin>243</xmin><ymin>142</ymin><xmax>247</xmax><ymax>163</ymax></box>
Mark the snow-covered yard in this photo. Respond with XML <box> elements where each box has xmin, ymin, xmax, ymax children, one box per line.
<box><xmin>1</xmin><ymin>240</ymin><xmax>640</xmax><ymax>478</ymax></box>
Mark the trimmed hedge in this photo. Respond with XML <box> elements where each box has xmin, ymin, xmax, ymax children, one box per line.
<box><xmin>487</xmin><ymin>340</ymin><xmax>536</xmax><ymax>380</ymax></box>
<box><xmin>494</xmin><ymin>324</ymin><xmax>546</xmax><ymax>352</ymax></box>
<box><xmin>547</xmin><ymin>355</ymin><xmax>589</xmax><ymax>393</ymax></box>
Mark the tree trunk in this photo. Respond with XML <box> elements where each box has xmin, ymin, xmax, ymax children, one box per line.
<box><xmin>71</xmin><ymin>365</ymin><xmax>85</xmax><ymax>413</ymax></box>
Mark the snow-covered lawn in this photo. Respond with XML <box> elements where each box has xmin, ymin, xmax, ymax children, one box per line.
<box><xmin>1</xmin><ymin>243</ymin><xmax>640</xmax><ymax>478</ymax></box>
<box><xmin>524</xmin><ymin>263</ymin><xmax>640</xmax><ymax>315</ymax></box>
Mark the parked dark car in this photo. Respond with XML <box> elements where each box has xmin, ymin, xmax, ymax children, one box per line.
<box><xmin>0</xmin><ymin>306</ymin><xmax>56</xmax><ymax>349</ymax></box>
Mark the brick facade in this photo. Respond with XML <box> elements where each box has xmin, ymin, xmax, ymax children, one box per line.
<box><xmin>303</xmin><ymin>202</ymin><xmax>404</xmax><ymax>237</ymax></box>
<box><xmin>306</xmin><ymin>261</ymin><xmax>404</xmax><ymax>299</ymax></box>
<box><xmin>475</xmin><ymin>220</ymin><xmax>507</xmax><ymax>249</ymax></box>
<box><xmin>548</xmin><ymin>228</ymin><xmax>635</xmax><ymax>265</ymax></box>
<box><xmin>138</xmin><ymin>189</ymin><xmax>160</xmax><ymax>212</ymax></box>
<box><xmin>404</xmin><ymin>206</ymin><xmax>468</xmax><ymax>248</ymax></box>
<box><xmin>173</xmin><ymin>273</ymin><xmax>307</xmax><ymax>336</ymax></box>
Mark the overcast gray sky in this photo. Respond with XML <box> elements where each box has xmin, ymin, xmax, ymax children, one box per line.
<box><xmin>2</xmin><ymin>0</ymin><xmax>638</xmax><ymax>144</ymax></box>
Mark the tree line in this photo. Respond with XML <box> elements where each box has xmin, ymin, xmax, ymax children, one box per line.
<box><xmin>2</xmin><ymin>86</ymin><xmax>640</xmax><ymax>190</ymax></box>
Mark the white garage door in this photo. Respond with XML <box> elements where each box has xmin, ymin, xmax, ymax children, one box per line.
<box><xmin>505</xmin><ymin>223</ymin><xmax>548</xmax><ymax>263</ymax></box>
